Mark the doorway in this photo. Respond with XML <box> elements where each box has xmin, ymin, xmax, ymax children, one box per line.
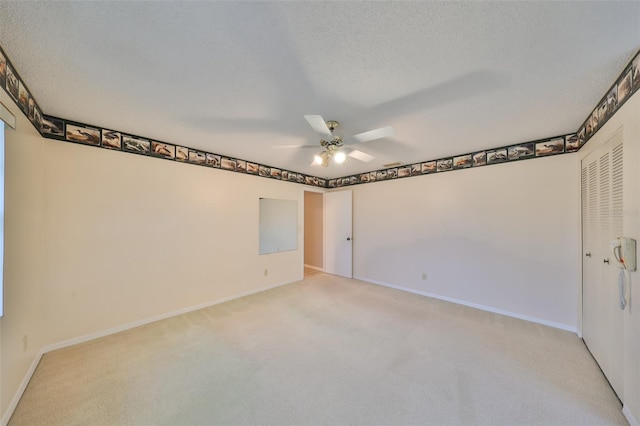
<box><xmin>304</xmin><ymin>191</ymin><xmax>324</xmax><ymax>278</ymax></box>
<box><xmin>303</xmin><ymin>189</ymin><xmax>353</xmax><ymax>279</ymax></box>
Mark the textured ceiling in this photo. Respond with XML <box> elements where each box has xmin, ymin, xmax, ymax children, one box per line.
<box><xmin>1</xmin><ymin>1</ymin><xmax>639</xmax><ymax>178</ymax></box>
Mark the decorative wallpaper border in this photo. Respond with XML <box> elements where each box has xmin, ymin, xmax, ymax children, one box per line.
<box><xmin>39</xmin><ymin>115</ymin><xmax>326</xmax><ymax>188</ymax></box>
<box><xmin>328</xmin><ymin>133</ymin><xmax>575</xmax><ymax>187</ymax></box>
<box><xmin>0</xmin><ymin>46</ymin><xmax>44</xmax><ymax>136</ymax></box>
<box><xmin>0</xmin><ymin>42</ymin><xmax>638</xmax><ymax>189</ymax></box>
<box><xmin>574</xmin><ymin>51</ymin><xmax>640</xmax><ymax>150</ymax></box>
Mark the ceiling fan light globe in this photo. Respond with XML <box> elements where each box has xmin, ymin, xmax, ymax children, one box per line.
<box><xmin>334</xmin><ymin>151</ymin><xmax>347</xmax><ymax>164</ymax></box>
<box><xmin>313</xmin><ymin>154</ymin><xmax>323</xmax><ymax>165</ymax></box>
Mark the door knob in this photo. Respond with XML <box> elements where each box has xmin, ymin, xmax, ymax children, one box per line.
<box><xmin>347</xmin><ymin>237</ymin><xmax>351</xmax><ymax>241</ymax></box>
<box><xmin>603</xmin><ymin>258</ymin><xmax>610</xmax><ymax>264</ymax></box>
<box><xmin>585</xmin><ymin>252</ymin><xmax>591</xmax><ymax>257</ymax></box>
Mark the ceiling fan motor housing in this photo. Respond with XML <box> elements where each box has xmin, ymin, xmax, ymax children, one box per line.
<box><xmin>320</xmin><ymin>137</ymin><xmax>343</xmax><ymax>148</ymax></box>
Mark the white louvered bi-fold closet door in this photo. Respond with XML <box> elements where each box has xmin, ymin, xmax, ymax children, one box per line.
<box><xmin>581</xmin><ymin>130</ymin><xmax>624</xmax><ymax>399</ymax></box>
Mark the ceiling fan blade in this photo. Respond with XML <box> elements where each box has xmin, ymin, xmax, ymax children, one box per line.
<box><xmin>348</xmin><ymin>149</ymin><xmax>375</xmax><ymax>163</ymax></box>
<box><xmin>348</xmin><ymin>126</ymin><xmax>394</xmax><ymax>144</ymax></box>
<box><xmin>304</xmin><ymin>115</ymin><xmax>332</xmax><ymax>138</ymax></box>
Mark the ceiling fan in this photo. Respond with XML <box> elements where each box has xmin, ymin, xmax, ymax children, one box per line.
<box><xmin>303</xmin><ymin>115</ymin><xmax>394</xmax><ymax>167</ymax></box>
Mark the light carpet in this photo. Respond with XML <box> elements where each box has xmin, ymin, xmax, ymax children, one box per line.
<box><xmin>9</xmin><ymin>274</ymin><xmax>626</xmax><ymax>425</ymax></box>
<box><xmin>304</xmin><ymin>266</ymin><xmax>324</xmax><ymax>278</ymax></box>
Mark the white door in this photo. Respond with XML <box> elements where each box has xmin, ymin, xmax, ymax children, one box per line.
<box><xmin>581</xmin><ymin>131</ymin><xmax>624</xmax><ymax>398</ymax></box>
<box><xmin>324</xmin><ymin>190</ymin><xmax>353</xmax><ymax>278</ymax></box>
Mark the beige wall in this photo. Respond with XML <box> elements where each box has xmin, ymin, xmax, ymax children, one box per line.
<box><xmin>349</xmin><ymin>146</ymin><xmax>581</xmax><ymax>329</ymax></box>
<box><xmin>41</xmin><ymin>140</ymin><xmax>304</xmax><ymax>342</ymax></box>
<box><xmin>0</xmin><ymin>89</ymin><xmax>305</xmax><ymax>420</ymax></box>
<box><xmin>579</xmin><ymin>92</ymin><xmax>640</xmax><ymax>424</ymax></box>
<box><xmin>304</xmin><ymin>191</ymin><xmax>323</xmax><ymax>269</ymax></box>
<box><xmin>0</xmin><ymin>90</ymin><xmax>47</xmax><ymax>420</ymax></box>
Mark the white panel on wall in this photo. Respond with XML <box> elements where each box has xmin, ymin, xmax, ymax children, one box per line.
<box><xmin>259</xmin><ymin>198</ymin><xmax>298</xmax><ymax>255</ymax></box>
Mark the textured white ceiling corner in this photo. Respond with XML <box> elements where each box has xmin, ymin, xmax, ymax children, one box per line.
<box><xmin>1</xmin><ymin>1</ymin><xmax>639</xmax><ymax>178</ymax></box>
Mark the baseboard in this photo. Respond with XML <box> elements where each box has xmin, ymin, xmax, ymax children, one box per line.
<box><xmin>304</xmin><ymin>264</ymin><xmax>324</xmax><ymax>272</ymax></box>
<box><xmin>1</xmin><ymin>350</ymin><xmax>44</xmax><ymax>426</ymax></box>
<box><xmin>354</xmin><ymin>276</ymin><xmax>578</xmax><ymax>334</ymax></box>
<box><xmin>1</xmin><ymin>279</ymin><xmax>294</xmax><ymax>426</ymax></box>
<box><xmin>624</xmin><ymin>405</ymin><xmax>639</xmax><ymax>426</ymax></box>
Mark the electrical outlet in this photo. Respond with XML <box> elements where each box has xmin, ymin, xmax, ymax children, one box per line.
<box><xmin>264</xmin><ymin>269</ymin><xmax>268</xmax><ymax>276</ymax></box>
<box><xmin>23</xmin><ymin>335</ymin><xmax>28</xmax><ymax>352</ymax></box>
<box><xmin>421</xmin><ymin>273</ymin><xmax>427</xmax><ymax>281</ymax></box>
